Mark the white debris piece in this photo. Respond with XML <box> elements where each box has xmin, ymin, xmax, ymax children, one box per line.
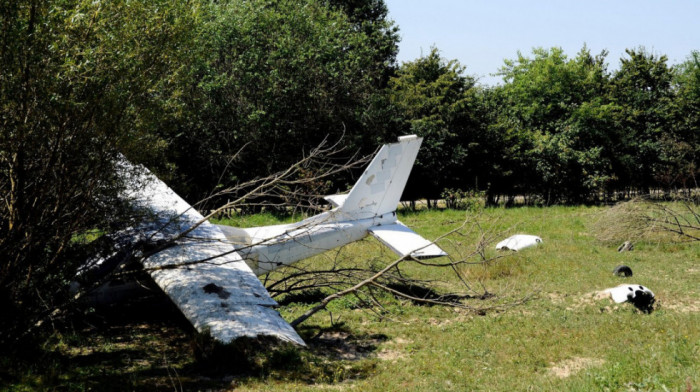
<box><xmin>495</xmin><ymin>234</ymin><xmax>542</xmax><ymax>251</ymax></box>
<box><xmin>604</xmin><ymin>284</ymin><xmax>654</xmax><ymax>304</ymax></box>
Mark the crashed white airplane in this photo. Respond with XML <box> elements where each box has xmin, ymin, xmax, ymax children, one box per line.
<box><xmin>89</xmin><ymin>135</ymin><xmax>445</xmax><ymax>346</ymax></box>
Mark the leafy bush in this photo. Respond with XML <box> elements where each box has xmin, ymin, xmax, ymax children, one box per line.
<box><xmin>441</xmin><ymin>188</ymin><xmax>485</xmax><ymax>211</ymax></box>
<box><xmin>0</xmin><ymin>0</ymin><xmax>201</xmax><ymax>347</ymax></box>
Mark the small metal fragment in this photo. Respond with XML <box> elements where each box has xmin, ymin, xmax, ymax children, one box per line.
<box><xmin>617</xmin><ymin>241</ymin><xmax>634</xmax><ymax>252</ymax></box>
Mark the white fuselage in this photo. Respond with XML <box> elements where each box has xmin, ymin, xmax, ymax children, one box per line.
<box><xmin>212</xmin><ymin>135</ymin><xmax>445</xmax><ymax>276</ymax></box>
<box><xmin>235</xmin><ymin>210</ymin><xmax>398</xmax><ymax>275</ymax></box>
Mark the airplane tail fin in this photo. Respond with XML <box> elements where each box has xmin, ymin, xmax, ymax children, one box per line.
<box><xmin>323</xmin><ymin>134</ymin><xmax>446</xmax><ymax>259</ymax></box>
<box><xmin>333</xmin><ymin>135</ymin><xmax>422</xmax><ymax>219</ymax></box>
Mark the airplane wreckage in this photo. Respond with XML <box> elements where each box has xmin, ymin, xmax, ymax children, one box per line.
<box><xmin>78</xmin><ymin>135</ymin><xmax>446</xmax><ymax>346</ymax></box>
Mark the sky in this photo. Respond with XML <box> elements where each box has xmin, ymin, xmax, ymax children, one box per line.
<box><xmin>383</xmin><ymin>0</ymin><xmax>700</xmax><ymax>86</ymax></box>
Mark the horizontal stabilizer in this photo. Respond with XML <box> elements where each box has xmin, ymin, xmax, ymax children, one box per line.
<box><xmin>214</xmin><ymin>224</ymin><xmax>252</xmax><ymax>245</ymax></box>
<box><xmin>323</xmin><ymin>194</ymin><xmax>348</xmax><ymax>208</ymax></box>
<box><xmin>369</xmin><ymin>222</ymin><xmax>447</xmax><ymax>259</ymax></box>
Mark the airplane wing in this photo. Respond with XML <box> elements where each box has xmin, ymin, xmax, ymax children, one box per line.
<box><xmin>123</xmin><ymin>163</ymin><xmax>305</xmax><ymax>346</ymax></box>
<box><xmin>369</xmin><ymin>221</ymin><xmax>447</xmax><ymax>259</ymax></box>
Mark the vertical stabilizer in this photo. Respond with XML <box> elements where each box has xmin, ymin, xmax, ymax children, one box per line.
<box><xmin>340</xmin><ymin>135</ymin><xmax>422</xmax><ymax>219</ymax></box>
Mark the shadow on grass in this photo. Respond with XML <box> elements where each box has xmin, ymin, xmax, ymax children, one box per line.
<box><xmin>385</xmin><ymin>282</ymin><xmax>490</xmax><ymax>305</ymax></box>
<box><xmin>303</xmin><ymin>323</ymin><xmax>388</xmax><ymax>361</ymax></box>
<box><xmin>179</xmin><ymin>323</ymin><xmax>383</xmax><ymax>387</ymax></box>
<box><xmin>276</xmin><ymin>288</ymin><xmax>328</xmax><ymax>306</ymax></box>
<box><xmin>1</xmin><ymin>294</ymin><xmax>382</xmax><ymax>391</ymax></box>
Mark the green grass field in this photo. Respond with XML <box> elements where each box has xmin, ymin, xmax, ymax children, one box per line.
<box><xmin>2</xmin><ymin>206</ymin><xmax>698</xmax><ymax>391</ymax></box>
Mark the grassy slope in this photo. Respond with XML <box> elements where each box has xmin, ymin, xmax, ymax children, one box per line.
<box><xmin>3</xmin><ymin>206</ymin><xmax>697</xmax><ymax>391</ymax></box>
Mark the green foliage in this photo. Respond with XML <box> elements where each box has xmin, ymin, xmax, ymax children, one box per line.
<box><xmin>0</xmin><ymin>0</ymin><xmax>400</xmax><ymax>347</ymax></box>
<box><xmin>389</xmin><ymin>48</ymin><xmax>479</xmax><ymax>199</ymax></box>
<box><xmin>610</xmin><ymin>48</ymin><xmax>676</xmax><ymax>190</ymax></box>
<box><xmin>440</xmin><ymin>188</ymin><xmax>484</xmax><ymax>211</ymax></box>
<box><xmin>161</xmin><ymin>0</ymin><xmax>397</xmax><ymax>201</ymax></box>
<box><xmin>324</xmin><ymin>0</ymin><xmax>399</xmax><ymax>83</ymax></box>
<box><xmin>490</xmin><ymin>47</ymin><xmax>618</xmax><ymax>202</ymax></box>
<box><xmin>473</xmin><ymin>45</ymin><xmax>697</xmax><ymax>203</ymax></box>
<box><xmin>0</xmin><ymin>0</ymin><xmax>402</xmax><ymax>349</ymax></box>
<box><xmin>669</xmin><ymin>51</ymin><xmax>700</xmax><ymax>188</ymax></box>
<box><xmin>0</xmin><ymin>0</ymin><xmax>202</xmax><ymax>347</ymax></box>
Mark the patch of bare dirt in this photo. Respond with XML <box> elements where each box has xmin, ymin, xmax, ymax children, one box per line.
<box><xmin>548</xmin><ymin>357</ymin><xmax>605</xmax><ymax>378</ymax></box>
<box><xmin>564</xmin><ymin>290</ymin><xmax>617</xmax><ymax>311</ymax></box>
<box><xmin>309</xmin><ymin>383</ymin><xmax>358</xmax><ymax>390</ymax></box>
<box><xmin>427</xmin><ymin>317</ymin><xmax>455</xmax><ymax>327</ymax></box>
<box><xmin>393</xmin><ymin>337</ymin><xmax>412</xmax><ymax>345</ymax></box>
<box><xmin>660</xmin><ymin>297</ymin><xmax>700</xmax><ymax>313</ymax></box>
<box><xmin>376</xmin><ymin>337</ymin><xmax>412</xmax><ymax>362</ymax></box>
<box><xmin>547</xmin><ymin>292</ymin><xmax>567</xmax><ymax>304</ymax></box>
<box><xmin>376</xmin><ymin>349</ymin><xmax>404</xmax><ymax>361</ymax></box>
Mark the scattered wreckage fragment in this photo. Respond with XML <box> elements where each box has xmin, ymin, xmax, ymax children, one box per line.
<box><xmin>495</xmin><ymin>234</ymin><xmax>542</xmax><ymax>251</ymax></box>
<box><xmin>603</xmin><ymin>284</ymin><xmax>655</xmax><ymax>313</ymax></box>
<box><xmin>612</xmin><ymin>265</ymin><xmax>633</xmax><ymax>277</ymax></box>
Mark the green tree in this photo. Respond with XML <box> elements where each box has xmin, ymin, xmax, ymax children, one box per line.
<box><xmin>162</xmin><ymin>0</ymin><xmax>395</xmax><ymax>202</ymax></box>
<box><xmin>388</xmin><ymin>48</ymin><xmax>479</xmax><ymax>202</ymax></box>
<box><xmin>493</xmin><ymin>46</ymin><xmax>617</xmax><ymax>202</ymax></box>
<box><xmin>0</xmin><ymin>0</ymin><xmax>200</xmax><ymax>346</ymax></box>
<box><xmin>475</xmin><ymin>87</ymin><xmax>537</xmax><ymax>205</ymax></box>
<box><xmin>324</xmin><ymin>0</ymin><xmax>399</xmax><ymax>84</ymax></box>
<box><xmin>610</xmin><ymin>48</ymin><xmax>675</xmax><ymax>191</ymax></box>
<box><xmin>667</xmin><ymin>51</ymin><xmax>700</xmax><ymax>188</ymax></box>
